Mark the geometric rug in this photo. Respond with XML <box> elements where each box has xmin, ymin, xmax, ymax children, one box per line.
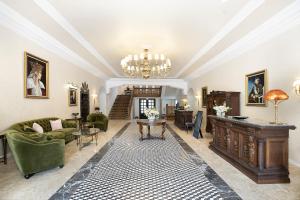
<box><xmin>50</xmin><ymin>123</ymin><xmax>241</xmax><ymax>200</ymax></box>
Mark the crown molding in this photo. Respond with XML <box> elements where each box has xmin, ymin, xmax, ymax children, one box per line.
<box><xmin>175</xmin><ymin>0</ymin><xmax>264</xmax><ymax>78</ymax></box>
<box><xmin>0</xmin><ymin>1</ymin><xmax>108</xmax><ymax>79</ymax></box>
<box><xmin>33</xmin><ymin>0</ymin><xmax>121</xmax><ymax>77</ymax></box>
<box><xmin>186</xmin><ymin>0</ymin><xmax>300</xmax><ymax>80</ymax></box>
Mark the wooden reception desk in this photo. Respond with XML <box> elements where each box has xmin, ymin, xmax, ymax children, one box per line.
<box><xmin>208</xmin><ymin>115</ymin><xmax>296</xmax><ymax>184</ymax></box>
<box><xmin>174</xmin><ymin>110</ymin><xmax>193</xmax><ymax>129</ymax></box>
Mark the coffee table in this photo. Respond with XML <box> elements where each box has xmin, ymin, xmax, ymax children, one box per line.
<box><xmin>136</xmin><ymin>119</ymin><xmax>166</xmax><ymax>140</ymax></box>
<box><xmin>72</xmin><ymin>128</ymin><xmax>102</xmax><ymax>150</ymax></box>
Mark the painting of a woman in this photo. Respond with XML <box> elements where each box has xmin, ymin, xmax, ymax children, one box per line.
<box><xmin>24</xmin><ymin>52</ymin><xmax>49</xmax><ymax>98</ymax></box>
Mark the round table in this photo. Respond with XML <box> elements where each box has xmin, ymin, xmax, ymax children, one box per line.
<box><xmin>136</xmin><ymin>119</ymin><xmax>166</xmax><ymax>140</ymax></box>
<box><xmin>72</xmin><ymin>128</ymin><xmax>102</xmax><ymax>150</ymax></box>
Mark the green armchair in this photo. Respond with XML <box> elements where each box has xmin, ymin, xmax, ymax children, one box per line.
<box><xmin>87</xmin><ymin>113</ymin><xmax>109</xmax><ymax>131</ymax></box>
<box><xmin>6</xmin><ymin>130</ymin><xmax>65</xmax><ymax>179</ymax></box>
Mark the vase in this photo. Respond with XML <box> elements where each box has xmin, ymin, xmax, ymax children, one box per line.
<box><xmin>216</xmin><ymin>111</ymin><xmax>222</xmax><ymax>117</ymax></box>
<box><xmin>221</xmin><ymin>112</ymin><xmax>225</xmax><ymax>117</ymax></box>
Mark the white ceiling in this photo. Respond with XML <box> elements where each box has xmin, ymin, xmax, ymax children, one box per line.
<box><xmin>0</xmin><ymin>0</ymin><xmax>297</xmax><ymax>79</ymax></box>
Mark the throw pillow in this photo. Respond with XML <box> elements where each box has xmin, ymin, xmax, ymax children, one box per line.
<box><xmin>50</xmin><ymin>119</ymin><xmax>63</xmax><ymax>131</ymax></box>
<box><xmin>23</xmin><ymin>125</ymin><xmax>36</xmax><ymax>133</ymax></box>
<box><xmin>32</xmin><ymin>123</ymin><xmax>44</xmax><ymax>133</ymax></box>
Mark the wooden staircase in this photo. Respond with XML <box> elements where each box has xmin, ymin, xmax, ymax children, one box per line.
<box><xmin>109</xmin><ymin>95</ymin><xmax>133</xmax><ymax>119</ymax></box>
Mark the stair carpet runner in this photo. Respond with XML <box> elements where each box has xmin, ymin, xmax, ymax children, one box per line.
<box><xmin>109</xmin><ymin>95</ymin><xmax>131</xmax><ymax>120</ymax></box>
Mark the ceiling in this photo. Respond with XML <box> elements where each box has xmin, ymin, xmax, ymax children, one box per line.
<box><xmin>0</xmin><ymin>0</ymin><xmax>297</xmax><ymax>79</ymax></box>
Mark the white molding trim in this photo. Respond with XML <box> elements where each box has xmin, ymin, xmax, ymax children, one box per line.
<box><xmin>33</xmin><ymin>0</ymin><xmax>120</xmax><ymax>77</ymax></box>
<box><xmin>186</xmin><ymin>0</ymin><xmax>300</xmax><ymax>80</ymax></box>
<box><xmin>0</xmin><ymin>1</ymin><xmax>108</xmax><ymax>79</ymax></box>
<box><xmin>175</xmin><ymin>0</ymin><xmax>264</xmax><ymax>78</ymax></box>
<box><xmin>105</xmin><ymin>78</ymin><xmax>188</xmax><ymax>95</ymax></box>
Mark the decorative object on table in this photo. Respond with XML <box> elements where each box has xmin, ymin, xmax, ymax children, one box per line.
<box><xmin>264</xmin><ymin>89</ymin><xmax>289</xmax><ymax>124</ymax></box>
<box><xmin>80</xmin><ymin>82</ymin><xmax>90</xmax><ymax>122</ymax></box>
<box><xmin>213</xmin><ymin>104</ymin><xmax>231</xmax><ymax>117</ymax></box>
<box><xmin>144</xmin><ymin>107</ymin><xmax>159</xmax><ymax>120</ymax></box>
<box><xmin>136</xmin><ymin>119</ymin><xmax>166</xmax><ymax>140</ymax></box>
<box><xmin>184</xmin><ymin>104</ymin><xmax>191</xmax><ymax>110</ymax></box>
<box><xmin>293</xmin><ymin>79</ymin><xmax>300</xmax><ymax>95</ymax></box>
<box><xmin>201</xmin><ymin>86</ymin><xmax>208</xmax><ymax>108</ymax></box>
<box><xmin>24</xmin><ymin>52</ymin><xmax>49</xmax><ymax>99</ymax></box>
<box><xmin>69</xmin><ymin>88</ymin><xmax>77</xmax><ymax>106</ymax></box>
<box><xmin>120</xmin><ymin>48</ymin><xmax>171</xmax><ymax>79</ymax></box>
<box><xmin>245</xmin><ymin>69</ymin><xmax>267</xmax><ymax>106</ymax></box>
<box><xmin>72</xmin><ymin>112</ymin><xmax>79</xmax><ymax>119</ymax></box>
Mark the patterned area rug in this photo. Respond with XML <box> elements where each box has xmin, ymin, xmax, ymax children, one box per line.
<box><xmin>50</xmin><ymin>123</ymin><xmax>241</xmax><ymax>200</ymax></box>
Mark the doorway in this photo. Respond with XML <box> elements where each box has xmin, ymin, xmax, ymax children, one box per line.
<box><xmin>139</xmin><ymin>98</ymin><xmax>156</xmax><ymax>119</ymax></box>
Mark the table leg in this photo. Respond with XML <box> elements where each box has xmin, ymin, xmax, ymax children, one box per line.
<box><xmin>95</xmin><ymin>133</ymin><xmax>98</xmax><ymax>145</ymax></box>
<box><xmin>161</xmin><ymin>124</ymin><xmax>166</xmax><ymax>140</ymax></box>
<box><xmin>3</xmin><ymin>136</ymin><xmax>7</xmax><ymax>164</ymax></box>
<box><xmin>147</xmin><ymin>125</ymin><xmax>151</xmax><ymax>139</ymax></box>
<box><xmin>139</xmin><ymin>124</ymin><xmax>144</xmax><ymax>140</ymax></box>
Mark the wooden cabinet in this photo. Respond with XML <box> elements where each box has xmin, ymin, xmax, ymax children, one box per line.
<box><xmin>174</xmin><ymin>110</ymin><xmax>193</xmax><ymax>129</ymax></box>
<box><xmin>209</xmin><ymin>115</ymin><xmax>296</xmax><ymax>184</ymax></box>
<box><xmin>206</xmin><ymin>91</ymin><xmax>240</xmax><ymax>133</ymax></box>
<box><xmin>80</xmin><ymin>82</ymin><xmax>90</xmax><ymax>122</ymax></box>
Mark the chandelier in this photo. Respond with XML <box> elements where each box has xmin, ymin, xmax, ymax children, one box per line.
<box><xmin>120</xmin><ymin>49</ymin><xmax>171</xmax><ymax>79</ymax></box>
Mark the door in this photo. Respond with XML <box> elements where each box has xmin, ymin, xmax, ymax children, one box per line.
<box><xmin>139</xmin><ymin>98</ymin><xmax>156</xmax><ymax>119</ymax></box>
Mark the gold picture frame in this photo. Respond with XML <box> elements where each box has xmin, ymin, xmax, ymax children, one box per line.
<box><xmin>68</xmin><ymin>88</ymin><xmax>77</xmax><ymax>106</ymax></box>
<box><xmin>245</xmin><ymin>69</ymin><xmax>267</xmax><ymax>106</ymax></box>
<box><xmin>202</xmin><ymin>86</ymin><xmax>208</xmax><ymax>108</ymax></box>
<box><xmin>24</xmin><ymin>52</ymin><xmax>49</xmax><ymax>99</ymax></box>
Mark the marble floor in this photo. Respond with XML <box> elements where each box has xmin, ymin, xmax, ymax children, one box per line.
<box><xmin>0</xmin><ymin>120</ymin><xmax>300</xmax><ymax>200</ymax></box>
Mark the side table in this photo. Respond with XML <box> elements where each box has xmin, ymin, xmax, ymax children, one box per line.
<box><xmin>0</xmin><ymin>133</ymin><xmax>7</xmax><ymax>164</ymax></box>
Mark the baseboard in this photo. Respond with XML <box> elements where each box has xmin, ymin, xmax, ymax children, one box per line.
<box><xmin>289</xmin><ymin>159</ymin><xmax>300</xmax><ymax>168</ymax></box>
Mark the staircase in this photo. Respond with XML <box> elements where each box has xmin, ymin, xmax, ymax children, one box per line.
<box><xmin>109</xmin><ymin>95</ymin><xmax>133</xmax><ymax>119</ymax></box>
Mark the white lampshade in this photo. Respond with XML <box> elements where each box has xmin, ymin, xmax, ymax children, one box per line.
<box><xmin>160</xmin><ymin>54</ymin><xmax>165</xmax><ymax>60</ymax></box>
<box><xmin>154</xmin><ymin>54</ymin><xmax>159</xmax><ymax>60</ymax></box>
<box><xmin>148</xmin><ymin>53</ymin><xmax>152</xmax><ymax>60</ymax></box>
<box><xmin>134</xmin><ymin>54</ymin><xmax>139</xmax><ymax>61</ymax></box>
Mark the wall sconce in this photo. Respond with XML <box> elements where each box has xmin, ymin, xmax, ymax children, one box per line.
<box><xmin>92</xmin><ymin>94</ymin><xmax>98</xmax><ymax>108</ymax></box>
<box><xmin>293</xmin><ymin>79</ymin><xmax>300</xmax><ymax>95</ymax></box>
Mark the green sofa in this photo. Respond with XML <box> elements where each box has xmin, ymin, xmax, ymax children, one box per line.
<box><xmin>4</xmin><ymin>117</ymin><xmax>77</xmax><ymax>179</ymax></box>
<box><xmin>87</xmin><ymin>113</ymin><xmax>109</xmax><ymax>131</ymax></box>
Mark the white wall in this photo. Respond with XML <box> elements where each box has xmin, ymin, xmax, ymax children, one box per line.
<box><xmin>0</xmin><ymin>28</ymin><xmax>104</xmax><ymax>155</ymax></box>
<box><xmin>188</xmin><ymin>26</ymin><xmax>300</xmax><ymax>166</ymax></box>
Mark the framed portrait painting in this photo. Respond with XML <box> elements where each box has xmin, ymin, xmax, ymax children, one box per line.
<box><xmin>69</xmin><ymin>88</ymin><xmax>77</xmax><ymax>106</ymax></box>
<box><xmin>24</xmin><ymin>52</ymin><xmax>49</xmax><ymax>98</ymax></box>
<box><xmin>202</xmin><ymin>86</ymin><xmax>208</xmax><ymax>108</ymax></box>
<box><xmin>245</xmin><ymin>69</ymin><xmax>267</xmax><ymax>106</ymax></box>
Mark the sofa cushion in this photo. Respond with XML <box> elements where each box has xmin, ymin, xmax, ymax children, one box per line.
<box><xmin>46</xmin><ymin>131</ymin><xmax>65</xmax><ymax>140</ymax></box>
<box><xmin>33</xmin><ymin>123</ymin><xmax>44</xmax><ymax>133</ymax></box>
<box><xmin>50</xmin><ymin>119</ymin><xmax>63</xmax><ymax>131</ymax></box>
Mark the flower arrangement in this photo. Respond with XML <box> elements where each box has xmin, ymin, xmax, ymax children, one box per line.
<box><xmin>184</xmin><ymin>104</ymin><xmax>191</xmax><ymax>110</ymax></box>
<box><xmin>144</xmin><ymin>107</ymin><xmax>160</xmax><ymax>120</ymax></box>
<box><xmin>213</xmin><ymin>105</ymin><xmax>231</xmax><ymax>117</ymax></box>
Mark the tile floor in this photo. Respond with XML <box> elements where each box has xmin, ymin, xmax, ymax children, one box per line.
<box><xmin>0</xmin><ymin>120</ymin><xmax>299</xmax><ymax>200</ymax></box>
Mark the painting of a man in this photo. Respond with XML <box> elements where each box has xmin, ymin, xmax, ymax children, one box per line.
<box><xmin>246</xmin><ymin>70</ymin><xmax>267</xmax><ymax>106</ymax></box>
<box><xmin>24</xmin><ymin>52</ymin><xmax>49</xmax><ymax>98</ymax></box>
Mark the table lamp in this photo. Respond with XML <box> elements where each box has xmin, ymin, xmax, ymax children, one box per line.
<box><xmin>264</xmin><ymin>89</ymin><xmax>289</xmax><ymax>124</ymax></box>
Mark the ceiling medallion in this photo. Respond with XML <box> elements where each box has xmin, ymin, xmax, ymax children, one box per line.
<box><xmin>120</xmin><ymin>49</ymin><xmax>171</xmax><ymax>79</ymax></box>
